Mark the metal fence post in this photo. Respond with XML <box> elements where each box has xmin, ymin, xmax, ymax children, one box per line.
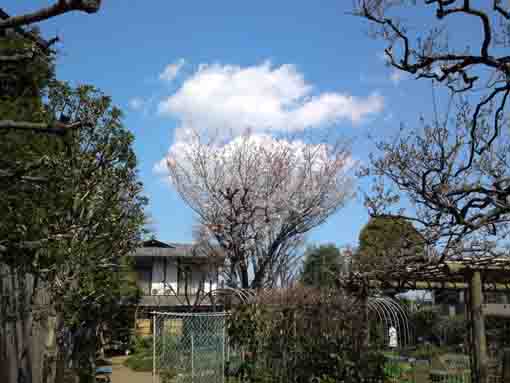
<box><xmin>222</xmin><ymin>316</ymin><xmax>226</xmax><ymax>383</ymax></box>
<box><xmin>191</xmin><ymin>332</ymin><xmax>194</xmax><ymax>383</ymax></box>
<box><xmin>153</xmin><ymin>313</ymin><xmax>157</xmax><ymax>383</ymax></box>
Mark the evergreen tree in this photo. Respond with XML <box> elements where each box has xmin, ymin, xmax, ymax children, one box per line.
<box><xmin>356</xmin><ymin>216</ymin><xmax>424</xmax><ymax>273</ymax></box>
<box><xmin>300</xmin><ymin>244</ymin><xmax>345</xmax><ymax>288</ymax></box>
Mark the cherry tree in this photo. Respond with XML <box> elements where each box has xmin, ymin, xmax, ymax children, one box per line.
<box><xmin>167</xmin><ymin>133</ymin><xmax>353</xmax><ymax>288</ymax></box>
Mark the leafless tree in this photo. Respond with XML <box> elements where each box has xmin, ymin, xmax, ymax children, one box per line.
<box><xmin>265</xmin><ymin>235</ymin><xmax>304</xmax><ymax>288</ymax></box>
<box><xmin>360</xmin><ymin>100</ymin><xmax>510</xmax><ymax>260</ymax></box>
<box><xmin>354</xmin><ymin>0</ymin><xmax>510</xmax><ymax>152</ymax></box>
<box><xmin>167</xmin><ymin>133</ymin><xmax>353</xmax><ymax>289</ymax></box>
<box><xmin>353</xmin><ymin>1</ymin><xmax>510</xmax><ymax>260</ymax></box>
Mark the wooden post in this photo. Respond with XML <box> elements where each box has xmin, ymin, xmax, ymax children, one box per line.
<box><xmin>469</xmin><ymin>271</ymin><xmax>488</xmax><ymax>383</ymax></box>
<box><xmin>502</xmin><ymin>349</ymin><xmax>510</xmax><ymax>382</ymax></box>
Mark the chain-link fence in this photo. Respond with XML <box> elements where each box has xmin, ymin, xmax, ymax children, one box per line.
<box><xmin>153</xmin><ymin>311</ymin><xmax>232</xmax><ymax>383</ymax></box>
<box><xmin>151</xmin><ymin>307</ymin><xmax>508</xmax><ymax>383</ymax></box>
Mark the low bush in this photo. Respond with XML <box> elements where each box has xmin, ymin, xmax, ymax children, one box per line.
<box><xmin>130</xmin><ymin>335</ymin><xmax>153</xmax><ymax>354</ymax></box>
<box><xmin>160</xmin><ymin>368</ymin><xmax>177</xmax><ymax>383</ymax></box>
<box><xmin>227</xmin><ymin>287</ymin><xmax>387</xmax><ymax>382</ymax></box>
<box><xmin>410</xmin><ymin>344</ymin><xmax>442</xmax><ymax>360</ymax></box>
<box><xmin>124</xmin><ymin>334</ymin><xmax>180</xmax><ymax>374</ymax></box>
<box><xmin>123</xmin><ymin>354</ymin><xmax>153</xmax><ymax>372</ymax></box>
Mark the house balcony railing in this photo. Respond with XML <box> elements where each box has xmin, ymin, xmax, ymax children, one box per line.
<box><xmin>137</xmin><ymin>293</ymin><xmax>215</xmax><ymax>307</ymax></box>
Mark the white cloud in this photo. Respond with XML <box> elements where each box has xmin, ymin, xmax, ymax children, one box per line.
<box><xmin>153</xmin><ymin>157</ymin><xmax>169</xmax><ymax>176</ymax></box>
<box><xmin>159</xmin><ymin>58</ymin><xmax>186</xmax><ymax>82</ymax></box>
<box><xmin>128</xmin><ymin>97</ymin><xmax>145</xmax><ymax>111</ymax></box>
<box><xmin>161</xmin><ymin>133</ymin><xmax>355</xmax><ymax>185</ymax></box>
<box><xmin>152</xmin><ymin>157</ymin><xmax>173</xmax><ymax>186</ymax></box>
<box><xmin>158</xmin><ymin>62</ymin><xmax>384</xmax><ymax>138</ymax></box>
<box><xmin>154</xmin><ymin>62</ymin><xmax>378</xmax><ymax>185</ymax></box>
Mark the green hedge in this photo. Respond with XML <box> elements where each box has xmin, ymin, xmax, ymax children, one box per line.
<box><xmin>123</xmin><ymin>355</ymin><xmax>153</xmax><ymax>372</ymax></box>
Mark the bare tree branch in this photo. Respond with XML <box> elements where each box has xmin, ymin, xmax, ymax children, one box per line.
<box><xmin>494</xmin><ymin>0</ymin><xmax>510</xmax><ymax>19</ymax></box>
<box><xmin>168</xmin><ymin>132</ymin><xmax>353</xmax><ymax>288</ymax></box>
<box><xmin>355</xmin><ymin>0</ymin><xmax>510</xmax><ymax>160</ymax></box>
<box><xmin>361</xmin><ymin>100</ymin><xmax>510</xmax><ymax>260</ymax></box>
<box><xmin>0</xmin><ymin>1</ymin><xmax>102</xmax><ymax>30</ymax></box>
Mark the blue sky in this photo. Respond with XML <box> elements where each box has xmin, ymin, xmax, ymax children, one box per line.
<box><xmin>7</xmin><ymin>1</ymin><xmax>443</xmax><ymax>248</ymax></box>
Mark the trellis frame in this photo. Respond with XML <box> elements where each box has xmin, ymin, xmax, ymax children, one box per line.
<box><xmin>344</xmin><ymin>256</ymin><xmax>510</xmax><ymax>383</ymax></box>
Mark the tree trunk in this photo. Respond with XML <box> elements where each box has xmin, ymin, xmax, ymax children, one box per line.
<box><xmin>0</xmin><ymin>264</ymin><xmax>17</xmax><ymax>383</ymax></box>
<box><xmin>77</xmin><ymin>331</ymin><xmax>97</xmax><ymax>383</ymax></box>
<box><xmin>97</xmin><ymin>325</ymin><xmax>105</xmax><ymax>360</ymax></box>
<box><xmin>0</xmin><ymin>263</ymin><xmax>60</xmax><ymax>383</ymax></box>
<box><xmin>0</xmin><ymin>266</ymin><xmax>34</xmax><ymax>383</ymax></box>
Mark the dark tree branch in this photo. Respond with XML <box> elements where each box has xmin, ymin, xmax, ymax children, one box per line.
<box><xmin>0</xmin><ymin>52</ymin><xmax>35</xmax><ymax>62</ymax></box>
<box><xmin>0</xmin><ymin>120</ymin><xmax>91</xmax><ymax>136</ymax></box>
<box><xmin>356</xmin><ymin>0</ymin><xmax>510</xmax><ymax>160</ymax></box>
<box><xmin>356</xmin><ymin>3</ymin><xmax>510</xmax><ymax>256</ymax></box>
<box><xmin>494</xmin><ymin>0</ymin><xmax>510</xmax><ymax>19</ymax></box>
<box><xmin>0</xmin><ymin>169</ymin><xmax>48</xmax><ymax>183</ymax></box>
<box><xmin>0</xmin><ymin>1</ymin><xmax>102</xmax><ymax>29</ymax></box>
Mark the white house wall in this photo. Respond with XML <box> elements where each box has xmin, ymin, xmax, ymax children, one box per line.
<box><xmin>166</xmin><ymin>260</ymin><xmax>178</xmax><ymax>292</ymax></box>
<box><xmin>148</xmin><ymin>258</ymin><xmax>217</xmax><ymax>295</ymax></box>
<box><xmin>150</xmin><ymin>259</ymin><xmax>178</xmax><ymax>294</ymax></box>
<box><xmin>210</xmin><ymin>278</ymin><xmax>218</xmax><ymax>292</ymax></box>
<box><xmin>206</xmin><ymin>270</ymin><xmax>218</xmax><ymax>292</ymax></box>
<box><xmin>151</xmin><ymin>258</ymin><xmax>164</xmax><ymax>294</ymax></box>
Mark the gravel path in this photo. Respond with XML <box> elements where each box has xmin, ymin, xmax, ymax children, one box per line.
<box><xmin>111</xmin><ymin>356</ymin><xmax>153</xmax><ymax>383</ymax></box>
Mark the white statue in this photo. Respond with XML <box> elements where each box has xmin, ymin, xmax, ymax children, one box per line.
<box><xmin>389</xmin><ymin>326</ymin><xmax>398</xmax><ymax>348</ymax></box>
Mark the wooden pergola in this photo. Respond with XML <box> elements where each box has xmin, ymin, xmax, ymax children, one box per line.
<box><xmin>345</xmin><ymin>257</ymin><xmax>510</xmax><ymax>383</ymax></box>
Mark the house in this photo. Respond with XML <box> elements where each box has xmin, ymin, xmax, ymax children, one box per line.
<box><xmin>131</xmin><ymin>239</ymin><xmax>225</xmax><ymax>323</ymax></box>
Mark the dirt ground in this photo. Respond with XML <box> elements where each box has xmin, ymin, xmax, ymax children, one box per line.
<box><xmin>111</xmin><ymin>356</ymin><xmax>153</xmax><ymax>383</ymax></box>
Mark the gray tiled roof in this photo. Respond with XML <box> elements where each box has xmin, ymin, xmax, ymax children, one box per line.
<box><xmin>132</xmin><ymin>245</ymin><xmax>194</xmax><ymax>258</ymax></box>
<box><xmin>131</xmin><ymin>239</ymin><xmax>224</xmax><ymax>259</ymax></box>
<box><xmin>137</xmin><ymin>295</ymin><xmax>217</xmax><ymax>306</ymax></box>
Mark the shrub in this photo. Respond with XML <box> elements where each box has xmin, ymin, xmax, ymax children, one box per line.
<box><xmin>227</xmin><ymin>287</ymin><xmax>386</xmax><ymax>382</ymax></box>
<box><xmin>438</xmin><ymin>315</ymin><xmax>467</xmax><ymax>346</ymax></box>
<box><xmin>123</xmin><ymin>355</ymin><xmax>153</xmax><ymax>372</ymax></box>
<box><xmin>410</xmin><ymin>344</ymin><xmax>441</xmax><ymax>360</ymax></box>
<box><xmin>160</xmin><ymin>368</ymin><xmax>177</xmax><ymax>383</ymax></box>
<box><xmin>124</xmin><ymin>335</ymin><xmax>154</xmax><ymax>371</ymax></box>
<box><xmin>130</xmin><ymin>335</ymin><xmax>153</xmax><ymax>355</ymax></box>
<box><xmin>410</xmin><ymin>308</ymin><xmax>441</xmax><ymax>344</ymax></box>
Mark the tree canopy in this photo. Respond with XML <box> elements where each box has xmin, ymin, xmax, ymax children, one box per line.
<box><xmin>0</xmin><ymin>10</ymin><xmax>146</xmax><ymax>381</ymax></box>
<box><xmin>168</xmin><ymin>134</ymin><xmax>353</xmax><ymax>288</ymax></box>
<box><xmin>300</xmin><ymin>244</ymin><xmax>348</xmax><ymax>288</ymax></box>
<box><xmin>356</xmin><ymin>216</ymin><xmax>424</xmax><ymax>273</ymax></box>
